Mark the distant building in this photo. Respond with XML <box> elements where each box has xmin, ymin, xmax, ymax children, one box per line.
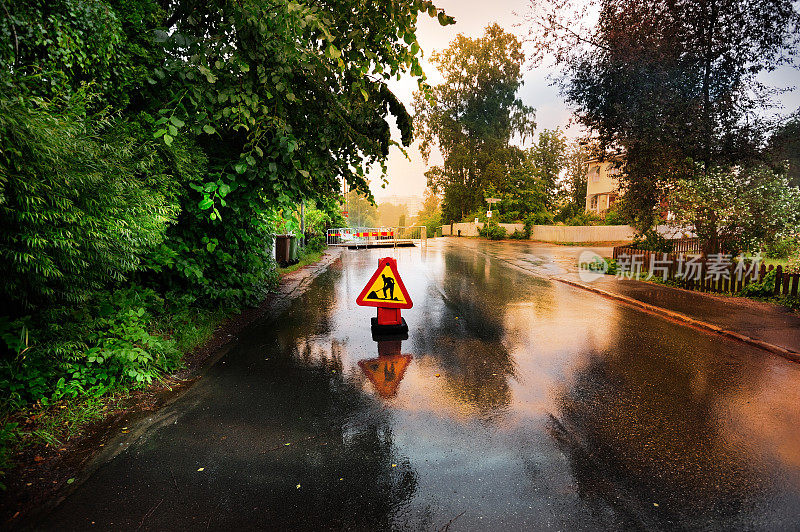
<box><xmin>585</xmin><ymin>154</ymin><xmax>624</xmax><ymax>215</ymax></box>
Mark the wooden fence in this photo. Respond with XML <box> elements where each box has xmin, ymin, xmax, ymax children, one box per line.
<box><xmin>611</xmin><ymin>246</ymin><xmax>800</xmax><ymax>297</ymax></box>
<box><xmin>671</xmin><ymin>237</ymin><xmax>702</xmax><ymax>253</ymax></box>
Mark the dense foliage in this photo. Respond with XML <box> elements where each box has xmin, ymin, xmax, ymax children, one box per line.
<box><xmin>0</xmin><ymin>0</ymin><xmax>453</xmax><ymax>414</ymax></box>
<box><xmin>526</xmin><ymin>0</ymin><xmax>800</xmax><ymax>232</ymax></box>
<box><xmin>665</xmin><ymin>165</ymin><xmax>800</xmax><ymax>254</ymax></box>
<box><xmin>414</xmin><ymin>24</ymin><xmax>536</xmax><ymax>223</ymax></box>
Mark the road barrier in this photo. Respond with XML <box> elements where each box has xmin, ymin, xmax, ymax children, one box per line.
<box><xmin>327</xmin><ymin>226</ymin><xmax>427</xmax><ymax>248</ymax></box>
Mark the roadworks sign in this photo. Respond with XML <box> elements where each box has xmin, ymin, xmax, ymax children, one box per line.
<box><xmin>356</xmin><ymin>257</ymin><xmax>413</xmax><ymax>309</ymax></box>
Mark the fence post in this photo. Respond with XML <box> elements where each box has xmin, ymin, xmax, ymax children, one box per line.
<box><xmin>774</xmin><ymin>265</ymin><xmax>783</xmax><ymax>296</ymax></box>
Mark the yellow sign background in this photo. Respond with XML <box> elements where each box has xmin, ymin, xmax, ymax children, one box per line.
<box><xmin>360</xmin><ymin>264</ymin><xmax>408</xmax><ymax>305</ymax></box>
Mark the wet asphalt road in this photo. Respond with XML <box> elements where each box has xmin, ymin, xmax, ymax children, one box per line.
<box><xmin>38</xmin><ymin>240</ymin><xmax>800</xmax><ymax>530</ymax></box>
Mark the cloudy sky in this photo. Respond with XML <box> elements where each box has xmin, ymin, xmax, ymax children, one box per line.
<box><xmin>369</xmin><ymin>0</ymin><xmax>800</xmax><ymax>201</ymax></box>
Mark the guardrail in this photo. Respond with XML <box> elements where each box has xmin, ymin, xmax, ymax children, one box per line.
<box><xmin>327</xmin><ymin>226</ymin><xmax>427</xmax><ymax>247</ymax></box>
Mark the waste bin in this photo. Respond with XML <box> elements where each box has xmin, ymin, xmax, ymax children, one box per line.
<box><xmin>275</xmin><ymin>234</ymin><xmax>291</xmax><ymax>266</ymax></box>
<box><xmin>288</xmin><ymin>235</ymin><xmax>298</xmax><ymax>264</ymax></box>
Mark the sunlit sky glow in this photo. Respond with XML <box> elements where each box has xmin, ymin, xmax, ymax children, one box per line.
<box><xmin>369</xmin><ymin>0</ymin><xmax>800</xmax><ymax>203</ymax></box>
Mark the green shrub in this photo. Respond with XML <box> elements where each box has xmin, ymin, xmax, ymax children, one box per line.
<box><xmin>631</xmin><ymin>229</ymin><xmax>674</xmax><ymax>252</ymax></box>
<box><xmin>740</xmin><ymin>269</ymin><xmax>776</xmax><ymax>298</ymax></box>
<box><xmin>509</xmin><ymin>229</ymin><xmax>527</xmax><ymax>240</ymax></box>
<box><xmin>0</xmin><ymin>93</ymin><xmax>179</xmax><ymax>313</ymax></box>
<box><xmin>762</xmin><ymin>237</ymin><xmax>799</xmax><ymax>260</ymax></box>
<box><xmin>0</xmin><ymin>287</ymin><xmax>197</xmax><ymax>408</ymax></box>
<box><xmin>479</xmin><ymin>223</ymin><xmax>507</xmax><ymax>240</ymax></box>
<box><xmin>306</xmin><ymin>234</ymin><xmax>328</xmax><ymax>252</ymax></box>
<box><xmin>603</xmin><ymin>203</ymin><xmax>630</xmax><ymax>225</ymax></box>
<box><xmin>560</xmin><ymin>210</ymin><xmax>602</xmax><ymax>226</ymax></box>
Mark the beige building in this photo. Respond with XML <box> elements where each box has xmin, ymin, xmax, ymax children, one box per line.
<box><xmin>585</xmin><ymin>154</ymin><xmax>624</xmax><ymax>214</ymax></box>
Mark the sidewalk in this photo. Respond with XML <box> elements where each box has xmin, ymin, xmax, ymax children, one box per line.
<box><xmin>559</xmin><ymin>272</ymin><xmax>800</xmax><ymax>360</ymax></box>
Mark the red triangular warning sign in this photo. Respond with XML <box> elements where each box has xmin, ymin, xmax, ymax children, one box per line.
<box><xmin>356</xmin><ymin>257</ymin><xmax>413</xmax><ymax>309</ymax></box>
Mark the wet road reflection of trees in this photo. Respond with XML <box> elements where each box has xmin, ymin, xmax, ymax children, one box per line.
<box><xmin>40</xmin><ymin>265</ymin><xmax>420</xmax><ymax>530</ymax></box>
<box><xmin>411</xmin><ymin>250</ymin><xmax>553</xmax><ymax>422</ymax></box>
<box><xmin>549</xmin><ymin>327</ymin><xmax>774</xmax><ymax>529</ymax></box>
<box><xmin>247</xmin><ymin>269</ymin><xmax>419</xmax><ymax>530</ymax></box>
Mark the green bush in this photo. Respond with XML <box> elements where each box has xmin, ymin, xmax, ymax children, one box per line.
<box><xmin>557</xmin><ymin>210</ymin><xmax>602</xmax><ymax>226</ymax></box>
<box><xmin>0</xmin><ymin>93</ymin><xmax>179</xmax><ymax>312</ymax></box>
<box><xmin>509</xmin><ymin>229</ymin><xmax>527</xmax><ymax>240</ymax></box>
<box><xmin>762</xmin><ymin>237</ymin><xmax>799</xmax><ymax>260</ymax></box>
<box><xmin>740</xmin><ymin>269</ymin><xmax>776</xmax><ymax>298</ymax></box>
<box><xmin>306</xmin><ymin>234</ymin><xmax>328</xmax><ymax>252</ymax></box>
<box><xmin>631</xmin><ymin>229</ymin><xmax>674</xmax><ymax>252</ymax></box>
<box><xmin>603</xmin><ymin>203</ymin><xmax>630</xmax><ymax>225</ymax></box>
<box><xmin>479</xmin><ymin>223</ymin><xmax>507</xmax><ymax>240</ymax></box>
<box><xmin>0</xmin><ymin>287</ymin><xmax>191</xmax><ymax>408</ymax></box>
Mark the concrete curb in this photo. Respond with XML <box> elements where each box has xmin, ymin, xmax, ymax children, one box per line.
<box><xmin>556</xmin><ymin>277</ymin><xmax>800</xmax><ymax>364</ymax></box>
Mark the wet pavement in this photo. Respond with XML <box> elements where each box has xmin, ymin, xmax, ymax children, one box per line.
<box><xmin>37</xmin><ymin>239</ymin><xmax>800</xmax><ymax>530</ymax></box>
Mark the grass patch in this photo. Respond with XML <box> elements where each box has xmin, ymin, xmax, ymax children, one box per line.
<box><xmin>279</xmin><ymin>248</ymin><xmax>325</xmax><ymax>274</ymax></box>
<box><xmin>0</xmin><ymin>296</ymin><xmax>237</xmax><ymax>489</ymax></box>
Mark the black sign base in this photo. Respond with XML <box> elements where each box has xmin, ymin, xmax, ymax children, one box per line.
<box><xmin>370</xmin><ymin>317</ymin><xmax>408</xmax><ymax>340</ymax></box>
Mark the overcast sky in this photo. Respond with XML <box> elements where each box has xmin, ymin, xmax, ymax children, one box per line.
<box><xmin>369</xmin><ymin>0</ymin><xmax>800</xmax><ymax>202</ymax></box>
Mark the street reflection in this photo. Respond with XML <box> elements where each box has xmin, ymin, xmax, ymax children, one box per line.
<box><xmin>359</xmin><ymin>339</ymin><xmax>413</xmax><ymax>398</ymax></box>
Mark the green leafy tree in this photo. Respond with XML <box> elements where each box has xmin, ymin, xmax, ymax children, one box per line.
<box><xmin>665</xmin><ymin>165</ymin><xmax>800</xmax><ymax>253</ymax></box>
<box><xmin>416</xmin><ymin>188</ymin><xmax>442</xmax><ymax>231</ymax></box>
<box><xmin>0</xmin><ymin>91</ymin><xmax>180</xmax><ymax>312</ymax></box>
<box><xmin>414</xmin><ymin>24</ymin><xmax>536</xmax><ymax>223</ymax></box>
<box><xmin>526</xmin><ymin>0</ymin><xmax>800</xmax><ymax>231</ymax></box>
<box><xmin>529</xmin><ymin>128</ymin><xmax>566</xmax><ymax>208</ymax></box>
<box><xmin>558</xmin><ymin>140</ymin><xmax>589</xmax><ymax>216</ymax></box>
<box><xmin>344</xmin><ymin>190</ymin><xmax>379</xmax><ymax>227</ymax></box>
<box><xmin>768</xmin><ymin>111</ymin><xmax>800</xmax><ymax>188</ymax></box>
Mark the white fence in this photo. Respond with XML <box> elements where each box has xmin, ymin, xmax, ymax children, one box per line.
<box><xmin>442</xmin><ymin>222</ymin><xmax>637</xmax><ymax>242</ymax></box>
<box><xmin>327</xmin><ymin>226</ymin><xmax>427</xmax><ymax>247</ymax></box>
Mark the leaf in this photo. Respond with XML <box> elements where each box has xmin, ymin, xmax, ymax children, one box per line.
<box><xmin>199</xmin><ymin>198</ymin><xmax>214</xmax><ymax>210</ymax></box>
<box><xmin>67</xmin><ymin>478</ymin><xmax>75</xmax><ymax>484</ymax></box>
<box><xmin>163</xmin><ymin>134</ymin><xmax>173</xmax><ymax>146</ymax></box>
<box><xmin>197</xmin><ymin>467</ymin><xmax>204</xmax><ymax>472</ymax></box>
<box><xmin>170</xmin><ymin>116</ymin><xmax>185</xmax><ymax>128</ymax></box>
<box><xmin>235</xmin><ymin>162</ymin><xmax>247</xmax><ymax>174</ymax></box>
<box><xmin>360</xmin><ymin>88</ymin><xmax>369</xmax><ymax>101</ymax></box>
<box><xmin>203</xmin><ymin>124</ymin><xmax>216</xmax><ymax>135</ymax></box>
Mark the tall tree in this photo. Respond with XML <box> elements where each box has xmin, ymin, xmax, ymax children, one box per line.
<box><xmin>344</xmin><ymin>190</ymin><xmax>379</xmax><ymax>228</ymax></box>
<box><xmin>529</xmin><ymin>128</ymin><xmax>566</xmax><ymax>208</ymax></box>
<box><xmin>377</xmin><ymin>202</ymin><xmax>409</xmax><ymax>227</ymax></box>
<box><xmin>768</xmin><ymin>111</ymin><xmax>800</xmax><ymax>188</ymax></box>
<box><xmin>414</xmin><ymin>24</ymin><xmax>536</xmax><ymax>224</ymax></box>
<box><xmin>525</xmin><ymin>0</ymin><xmax>800</xmax><ymax>231</ymax></box>
<box><xmin>558</xmin><ymin>139</ymin><xmax>590</xmax><ymax>216</ymax></box>
<box><xmin>416</xmin><ymin>187</ymin><xmax>442</xmax><ymax>230</ymax></box>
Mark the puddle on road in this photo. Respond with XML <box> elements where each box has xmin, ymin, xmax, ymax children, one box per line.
<box><xmin>39</xmin><ymin>241</ymin><xmax>800</xmax><ymax>530</ymax></box>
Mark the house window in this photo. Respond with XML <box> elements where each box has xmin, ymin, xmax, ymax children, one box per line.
<box><xmin>588</xmin><ymin>165</ymin><xmax>600</xmax><ymax>182</ymax></box>
<box><xmin>590</xmin><ymin>195</ymin><xmax>598</xmax><ymax>210</ymax></box>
